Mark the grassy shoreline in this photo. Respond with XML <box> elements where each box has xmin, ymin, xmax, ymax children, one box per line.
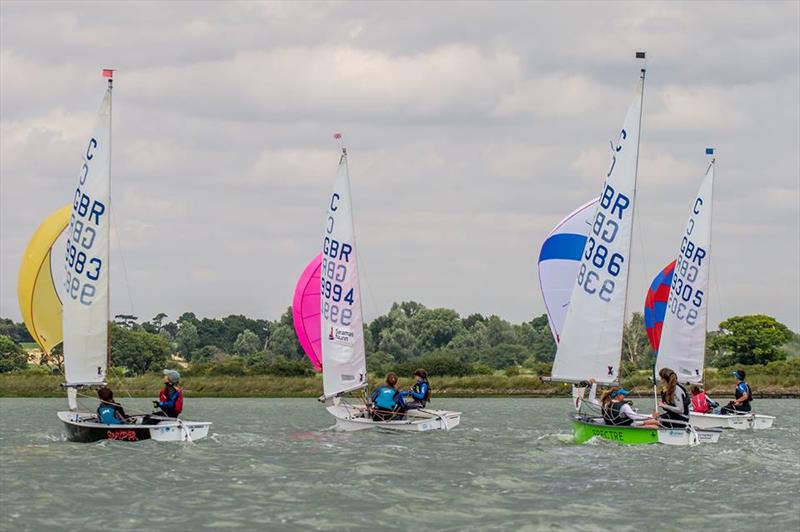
<box><xmin>1</xmin><ymin>373</ymin><xmax>798</xmax><ymax>398</ymax></box>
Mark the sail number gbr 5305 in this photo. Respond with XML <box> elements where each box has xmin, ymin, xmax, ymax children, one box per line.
<box><xmin>64</xmin><ymin>137</ymin><xmax>106</xmax><ymax>306</ymax></box>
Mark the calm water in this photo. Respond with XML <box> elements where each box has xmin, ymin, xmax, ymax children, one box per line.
<box><xmin>1</xmin><ymin>398</ymin><xmax>798</xmax><ymax>531</ymax></box>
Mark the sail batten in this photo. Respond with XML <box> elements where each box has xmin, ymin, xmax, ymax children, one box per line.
<box><xmin>551</xmin><ymin>72</ymin><xmax>646</xmax><ymax>384</ymax></box>
<box><xmin>62</xmin><ymin>87</ymin><xmax>112</xmax><ymax>385</ymax></box>
<box><xmin>320</xmin><ymin>152</ymin><xmax>367</xmax><ymax>397</ymax></box>
<box><xmin>656</xmin><ymin>160</ymin><xmax>715</xmax><ymax>383</ymax></box>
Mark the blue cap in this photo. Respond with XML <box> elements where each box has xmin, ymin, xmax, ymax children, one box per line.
<box><xmin>611</xmin><ymin>388</ymin><xmax>631</xmax><ymax>398</ymax></box>
<box><xmin>732</xmin><ymin>370</ymin><xmax>744</xmax><ymax>380</ymax></box>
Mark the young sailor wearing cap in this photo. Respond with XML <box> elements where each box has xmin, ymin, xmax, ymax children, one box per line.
<box><xmin>153</xmin><ymin>369</ymin><xmax>184</xmax><ymax>418</ymax></box>
<box><xmin>720</xmin><ymin>369</ymin><xmax>752</xmax><ymax>414</ymax></box>
<box><xmin>586</xmin><ymin>379</ymin><xmax>659</xmax><ymax>427</ymax></box>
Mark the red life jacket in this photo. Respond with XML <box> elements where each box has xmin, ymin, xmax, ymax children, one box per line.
<box><xmin>159</xmin><ymin>386</ymin><xmax>184</xmax><ymax>415</ymax></box>
<box><xmin>691</xmin><ymin>392</ymin><xmax>710</xmax><ymax>414</ymax></box>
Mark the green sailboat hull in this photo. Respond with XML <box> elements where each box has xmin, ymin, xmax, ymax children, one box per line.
<box><xmin>572</xmin><ymin>418</ymin><xmax>660</xmax><ymax>445</ymax></box>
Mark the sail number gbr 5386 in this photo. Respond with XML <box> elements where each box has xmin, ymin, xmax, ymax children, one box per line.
<box><xmin>64</xmin><ymin>137</ymin><xmax>106</xmax><ymax>306</ymax></box>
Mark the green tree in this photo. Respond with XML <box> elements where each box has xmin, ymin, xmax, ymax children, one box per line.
<box><xmin>448</xmin><ymin>321</ymin><xmax>489</xmax><ymax>350</ymax></box>
<box><xmin>233</xmin><ymin>329</ymin><xmax>261</xmax><ymax>356</ymax></box>
<box><xmin>0</xmin><ymin>335</ymin><xmax>28</xmax><ymax>372</ymax></box>
<box><xmin>462</xmin><ymin>313</ymin><xmax>487</xmax><ymax>330</ymax></box>
<box><xmin>710</xmin><ymin>315</ymin><xmax>793</xmax><ymax>367</ymax></box>
<box><xmin>269</xmin><ymin>324</ymin><xmax>302</xmax><ymax>359</ymax></box>
<box><xmin>622</xmin><ymin>312</ymin><xmax>654</xmax><ymax>368</ymax></box>
<box><xmin>484</xmin><ymin>315</ymin><xmax>517</xmax><ymax>346</ymax></box>
<box><xmin>408</xmin><ymin>308</ymin><xmax>464</xmax><ymax>352</ymax></box>
<box><xmin>378</xmin><ymin>327</ymin><xmax>419</xmax><ymax>362</ymax></box>
<box><xmin>367</xmin><ymin>351</ymin><xmax>395</xmax><ymax>374</ymax></box>
<box><xmin>0</xmin><ymin>319</ymin><xmax>34</xmax><ymax>343</ymax></box>
<box><xmin>109</xmin><ymin>324</ymin><xmax>170</xmax><ymax>375</ymax></box>
<box><xmin>175</xmin><ymin>321</ymin><xmax>199</xmax><ymax>359</ymax></box>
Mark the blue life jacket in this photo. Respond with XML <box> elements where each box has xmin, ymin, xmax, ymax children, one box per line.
<box><xmin>97</xmin><ymin>404</ymin><xmax>123</xmax><ymax>424</ymax></box>
<box><xmin>373</xmin><ymin>386</ymin><xmax>400</xmax><ymax>410</ymax></box>
<box><xmin>735</xmin><ymin>382</ymin><xmax>753</xmax><ymax>408</ymax></box>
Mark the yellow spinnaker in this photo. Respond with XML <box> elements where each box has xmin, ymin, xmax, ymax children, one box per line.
<box><xmin>18</xmin><ymin>205</ymin><xmax>71</xmax><ymax>354</ymax></box>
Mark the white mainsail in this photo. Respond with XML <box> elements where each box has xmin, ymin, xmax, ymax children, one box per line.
<box><xmin>320</xmin><ymin>150</ymin><xmax>367</xmax><ymax>398</ymax></box>
<box><xmin>63</xmin><ymin>86</ymin><xmax>111</xmax><ymax>386</ymax></box>
<box><xmin>552</xmin><ymin>70</ymin><xmax>645</xmax><ymax>384</ymax></box>
<box><xmin>656</xmin><ymin>158</ymin><xmax>715</xmax><ymax>383</ymax></box>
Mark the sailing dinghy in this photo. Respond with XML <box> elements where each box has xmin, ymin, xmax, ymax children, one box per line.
<box><xmin>540</xmin><ymin>56</ymin><xmax>720</xmax><ymax>445</ymax></box>
<box><xmin>18</xmin><ymin>71</ymin><xmax>210</xmax><ymax>443</ymax></box>
<box><xmin>650</xmin><ymin>152</ymin><xmax>774</xmax><ymax>431</ymax></box>
<box><xmin>310</xmin><ymin>144</ymin><xmax>460</xmax><ymax>432</ymax></box>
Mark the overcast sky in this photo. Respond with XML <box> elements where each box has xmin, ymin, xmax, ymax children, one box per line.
<box><xmin>1</xmin><ymin>1</ymin><xmax>798</xmax><ymax>331</ymax></box>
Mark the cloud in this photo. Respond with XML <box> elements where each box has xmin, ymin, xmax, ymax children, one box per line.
<box><xmin>1</xmin><ymin>1</ymin><xmax>798</xmax><ymax>331</ymax></box>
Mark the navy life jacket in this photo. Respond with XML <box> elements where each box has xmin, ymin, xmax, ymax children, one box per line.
<box><xmin>602</xmin><ymin>400</ymin><xmax>634</xmax><ymax>426</ymax></box>
<box><xmin>735</xmin><ymin>382</ymin><xmax>753</xmax><ymax>406</ymax></box>
<box><xmin>373</xmin><ymin>386</ymin><xmax>400</xmax><ymax>410</ymax></box>
<box><xmin>97</xmin><ymin>404</ymin><xmax>123</xmax><ymax>424</ymax></box>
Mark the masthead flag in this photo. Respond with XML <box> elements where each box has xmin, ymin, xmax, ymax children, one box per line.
<box><xmin>102</xmin><ymin>69</ymin><xmax>114</xmax><ymax>78</ymax></box>
<box><xmin>333</xmin><ymin>132</ymin><xmax>342</xmax><ymax>140</ymax></box>
<box><xmin>635</xmin><ymin>51</ymin><xmax>646</xmax><ymax>59</ymax></box>
<box><xmin>705</xmin><ymin>147</ymin><xmax>715</xmax><ymax>155</ymax></box>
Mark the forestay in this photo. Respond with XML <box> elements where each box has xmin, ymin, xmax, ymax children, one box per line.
<box><xmin>538</xmin><ymin>198</ymin><xmax>598</xmax><ymax>343</ymax></box>
<box><xmin>320</xmin><ymin>151</ymin><xmax>367</xmax><ymax>397</ymax></box>
<box><xmin>656</xmin><ymin>160</ymin><xmax>715</xmax><ymax>383</ymax></box>
<box><xmin>62</xmin><ymin>87</ymin><xmax>111</xmax><ymax>385</ymax></box>
<box><xmin>552</xmin><ymin>72</ymin><xmax>645</xmax><ymax>384</ymax></box>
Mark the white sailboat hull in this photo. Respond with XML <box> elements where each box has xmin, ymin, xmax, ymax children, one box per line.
<box><xmin>57</xmin><ymin>411</ymin><xmax>211</xmax><ymax>442</ymax></box>
<box><xmin>690</xmin><ymin>412</ymin><xmax>775</xmax><ymax>430</ymax></box>
<box><xmin>326</xmin><ymin>403</ymin><xmax>461</xmax><ymax>432</ymax></box>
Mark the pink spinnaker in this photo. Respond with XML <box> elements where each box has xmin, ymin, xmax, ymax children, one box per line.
<box><xmin>292</xmin><ymin>254</ymin><xmax>322</xmax><ymax>371</ymax></box>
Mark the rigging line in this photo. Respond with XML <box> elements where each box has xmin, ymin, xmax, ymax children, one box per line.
<box><xmin>111</xmin><ymin>208</ymin><xmax>136</xmax><ymax>317</ymax></box>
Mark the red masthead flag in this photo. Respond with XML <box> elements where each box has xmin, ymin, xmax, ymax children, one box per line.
<box><xmin>102</xmin><ymin>69</ymin><xmax>114</xmax><ymax>78</ymax></box>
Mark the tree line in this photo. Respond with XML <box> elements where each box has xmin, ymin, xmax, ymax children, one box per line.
<box><xmin>0</xmin><ymin>307</ymin><xmax>797</xmax><ymax>377</ymax></box>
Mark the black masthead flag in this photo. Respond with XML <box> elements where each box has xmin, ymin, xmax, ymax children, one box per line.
<box><xmin>635</xmin><ymin>51</ymin><xmax>646</xmax><ymax>59</ymax></box>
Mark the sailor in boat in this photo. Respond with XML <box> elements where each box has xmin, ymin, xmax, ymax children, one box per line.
<box><xmin>690</xmin><ymin>385</ymin><xmax>719</xmax><ymax>414</ymax></box>
<box><xmin>369</xmin><ymin>372</ymin><xmax>406</xmax><ymax>421</ymax></box>
<box><xmin>96</xmin><ymin>387</ymin><xmax>128</xmax><ymax>424</ymax></box>
<box><xmin>656</xmin><ymin>368</ymin><xmax>690</xmax><ymax>428</ymax></box>
<box><xmin>720</xmin><ymin>369</ymin><xmax>753</xmax><ymax>415</ymax></box>
<box><xmin>152</xmin><ymin>369</ymin><xmax>184</xmax><ymax>418</ymax></box>
<box><xmin>401</xmin><ymin>368</ymin><xmax>431</xmax><ymax>410</ymax></box>
<box><xmin>586</xmin><ymin>379</ymin><xmax>659</xmax><ymax>427</ymax></box>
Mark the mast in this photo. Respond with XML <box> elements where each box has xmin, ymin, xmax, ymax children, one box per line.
<box><xmin>549</xmin><ymin>52</ymin><xmax>648</xmax><ymax>385</ymax></box>
<box><xmin>624</xmin><ymin>52</ymin><xmax>646</xmax><ymax>350</ymax></box>
<box><xmin>105</xmin><ymin>69</ymin><xmax>114</xmax><ymax>373</ymax></box>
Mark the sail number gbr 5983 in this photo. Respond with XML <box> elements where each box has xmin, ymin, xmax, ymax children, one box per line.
<box><xmin>64</xmin><ymin>137</ymin><xmax>106</xmax><ymax>306</ymax></box>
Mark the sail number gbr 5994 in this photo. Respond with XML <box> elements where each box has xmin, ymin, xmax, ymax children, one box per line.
<box><xmin>64</xmin><ymin>137</ymin><xmax>106</xmax><ymax>306</ymax></box>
